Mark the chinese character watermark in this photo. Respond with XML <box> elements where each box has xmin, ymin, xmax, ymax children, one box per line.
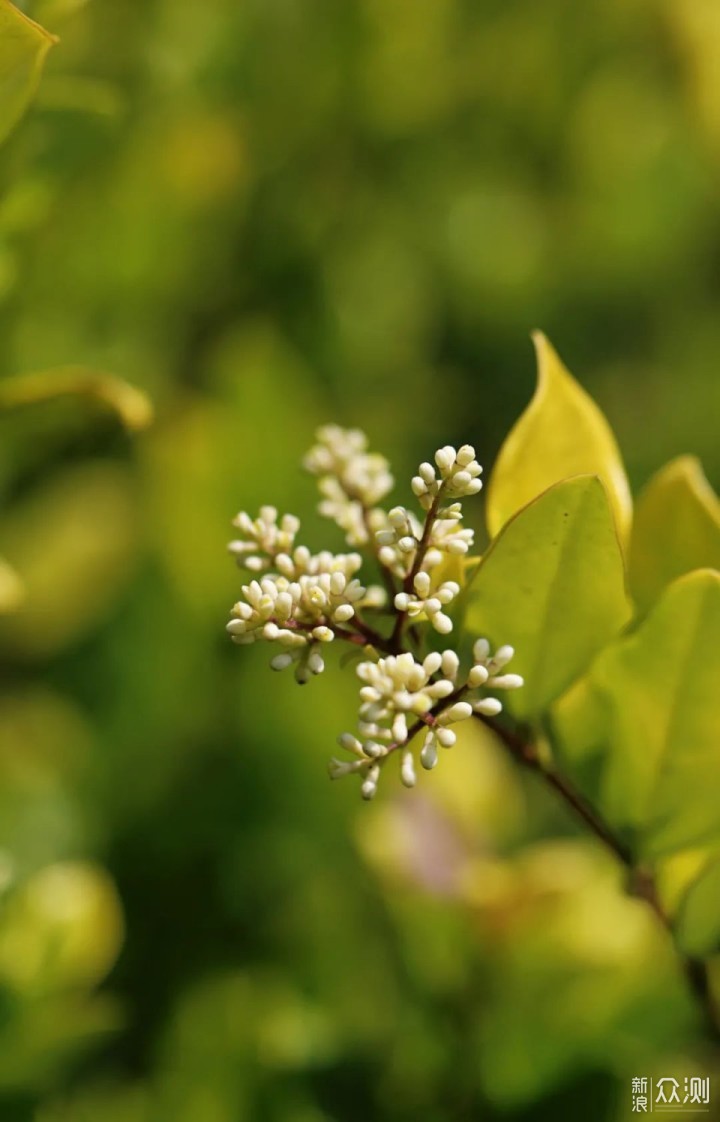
<box><xmin>632</xmin><ymin>1076</ymin><xmax>710</xmax><ymax>1113</ymax></box>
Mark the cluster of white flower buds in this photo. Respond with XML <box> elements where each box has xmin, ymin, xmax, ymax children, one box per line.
<box><xmin>303</xmin><ymin>424</ymin><xmax>393</xmax><ymax>546</ymax></box>
<box><xmin>227</xmin><ymin>525</ymin><xmax>385</xmax><ymax>683</ymax></box>
<box><xmin>227</xmin><ymin>425</ymin><xmax>524</xmax><ymax>793</ymax></box>
<box><xmin>394</xmin><ymin>571</ymin><xmax>460</xmax><ymax>634</ymax></box>
<box><xmin>411</xmin><ymin>444</ymin><xmax>483</xmax><ymax>509</ymax></box>
<box><xmin>329</xmin><ymin>641</ymin><xmax>523</xmax><ymax>798</ymax></box>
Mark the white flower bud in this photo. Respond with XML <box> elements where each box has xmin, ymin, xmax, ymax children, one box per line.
<box><xmin>441</xmin><ymin>701</ymin><xmax>473</xmax><ymax>724</ymax></box>
<box><xmin>435</xmin><ymin>446</ymin><xmax>456</xmax><ymax>471</ymax></box>
<box><xmin>491</xmin><ymin>645</ymin><xmax>515</xmax><ymax>670</ymax></box>
<box><xmin>420</xmin><ymin>735</ymin><xmax>438</xmax><ymax>770</ymax></box>
<box><xmin>441</xmin><ymin>650</ymin><xmax>459</xmax><ymax>680</ymax></box>
<box><xmin>487</xmin><ymin>673</ymin><xmax>524</xmax><ymax>690</ymax></box>
<box><xmin>392</xmin><ymin>712</ymin><xmax>408</xmax><ymax>743</ymax></box>
<box><xmin>468</xmin><ymin>663</ymin><xmax>489</xmax><ymax>687</ymax></box>
<box><xmin>414</xmin><ymin>571</ymin><xmax>431</xmax><ymax>597</ymax></box>
<box><xmin>400</xmin><ymin>750</ymin><xmax>416</xmax><ymax>788</ymax></box>
<box><xmin>474</xmin><ymin>697</ymin><xmax>503</xmax><ymax>716</ymax></box>
<box><xmin>338</xmin><ymin>733</ymin><xmax>364</xmax><ymax>755</ymax></box>
<box><xmin>361</xmin><ymin>764</ymin><xmax>381</xmax><ymax>800</ymax></box>
<box><xmin>423</xmin><ymin>652</ymin><xmax>442</xmax><ymax>676</ymax></box>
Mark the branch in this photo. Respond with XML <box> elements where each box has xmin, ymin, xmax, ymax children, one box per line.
<box><xmin>390</xmin><ymin>488</ymin><xmax>444</xmax><ymax>651</ymax></box>
<box><xmin>477</xmin><ymin>713</ymin><xmax>720</xmax><ymax>1046</ymax></box>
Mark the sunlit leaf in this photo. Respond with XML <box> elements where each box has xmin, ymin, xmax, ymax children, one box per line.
<box><xmin>0</xmin><ymin>0</ymin><xmax>57</xmax><ymax>145</ymax></box>
<box><xmin>629</xmin><ymin>455</ymin><xmax>720</xmax><ymax>614</ymax></box>
<box><xmin>486</xmin><ymin>332</ymin><xmax>632</xmax><ymax>544</ymax></box>
<box><xmin>0</xmin><ymin>368</ymin><xmax>153</xmax><ymax>432</ymax></box>
<box><xmin>0</xmin><ymin>463</ymin><xmax>138</xmax><ymax>659</ymax></box>
<box><xmin>592</xmin><ymin>569</ymin><xmax>720</xmax><ymax>857</ymax></box>
<box><xmin>465</xmin><ymin>475</ymin><xmax>630</xmax><ymax>718</ymax></box>
<box><xmin>0</xmin><ymin>861</ymin><xmax>123</xmax><ymax>992</ymax></box>
<box><xmin>475</xmin><ymin>842</ymin><xmax>683</xmax><ymax>1107</ymax></box>
<box><xmin>0</xmin><ymin>555</ymin><xmax>24</xmax><ymax>613</ymax></box>
<box><xmin>550</xmin><ymin>674</ymin><xmax>611</xmax><ymax>799</ymax></box>
<box><xmin>675</xmin><ymin>853</ymin><xmax>720</xmax><ymax>957</ymax></box>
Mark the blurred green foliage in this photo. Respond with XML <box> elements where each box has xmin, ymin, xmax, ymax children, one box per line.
<box><xmin>1</xmin><ymin>0</ymin><xmax>720</xmax><ymax>1119</ymax></box>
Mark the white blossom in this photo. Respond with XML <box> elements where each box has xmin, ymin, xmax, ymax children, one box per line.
<box><xmin>228</xmin><ymin>506</ymin><xmax>301</xmax><ymax>572</ymax></box>
<box><xmin>304</xmin><ymin>425</ymin><xmax>393</xmax><ymax>545</ymax></box>
<box><xmin>330</xmin><ymin>652</ymin><xmax>457</xmax><ymax>798</ymax></box>
<box><xmin>227</xmin><ymin>424</ymin><xmax>527</xmax><ymax>799</ymax></box>
<box><xmin>394</xmin><ymin>571</ymin><xmax>460</xmax><ymax>634</ymax></box>
<box><xmin>411</xmin><ymin>444</ymin><xmax>483</xmax><ymax>510</ymax></box>
<box><xmin>226</xmin><ymin>563</ymin><xmax>384</xmax><ymax>683</ymax></box>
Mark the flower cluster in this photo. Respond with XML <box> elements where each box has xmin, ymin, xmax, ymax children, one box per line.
<box><xmin>227</xmin><ymin>550</ymin><xmax>385</xmax><ymax>683</ymax></box>
<box><xmin>227</xmin><ymin>425</ymin><xmax>524</xmax><ymax>794</ymax></box>
<box><xmin>303</xmin><ymin>424</ymin><xmax>393</xmax><ymax>546</ymax></box>
<box><xmin>329</xmin><ymin>641</ymin><xmax>523</xmax><ymax>798</ymax></box>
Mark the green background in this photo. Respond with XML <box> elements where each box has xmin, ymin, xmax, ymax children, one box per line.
<box><xmin>1</xmin><ymin>1</ymin><xmax>719</xmax><ymax>1118</ymax></box>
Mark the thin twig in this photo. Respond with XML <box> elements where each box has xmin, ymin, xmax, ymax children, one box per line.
<box><xmin>390</xmin><ymin>489</ymin><xmax>444</xmax><ymax>651</ymax></box>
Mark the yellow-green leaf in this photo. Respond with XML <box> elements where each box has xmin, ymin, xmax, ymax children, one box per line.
<box><xmin>465</xmin><ymin>475</ymin><xmax>630</xmax><ymax>719</ymax></box>
<box><xmin>592</xmin><ymin>569</ymin><xmax>720</xmax><ymax>857</ymax></box>
<box><xmin>629</xmin><ymin>455</ymin><xmax>720</xmax><ymax>614</ymax></box>
<box><xmin>675</xmin><ymin>853</ymin><xmax>720</xmax><ymax>957</ymax></box>
<box><xmin>486</xmin><ymin>332</ymin><xmax>632</xmax><ymax>544</ymax></box>
<box><xmin>0</xmin><ymin>462</ymin><xmax>138</xmax><ymax>659</ymax></box>
<box><xmin>0</xmin><ymin>0</ymin><xmax>57</xmax><ymax>145</ymax></box>
<box><xmin>549</xmin><ymin>675</ymin><xmax>611</xmax><ymax>799</ymax></box>
<box><xmin>0</xmin><ymin>556</ymin><xmax>24</xmax><ymax>613</ymax></box>
<box><xmin>0</xmin><ymin>367</ymin><xmax>153</xmax><ymax>432</ymax></box>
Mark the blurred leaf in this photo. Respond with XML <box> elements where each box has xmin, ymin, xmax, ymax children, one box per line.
<box><xmin>0</xmin><ymin>462</ymin><xmax>138</xmax><ymax>659</ymax></box>
<box><xmin>0</xmin><ymin>861</ymin><xmax>123</xmax><ymax>993</ymax></box>
<box><xmin>0</xmin><ymin>555</ymin><xmax>24</xmax><ymax>613</ymax></box>
<box><xmin>675</xmin><ymin>853</ymin><xmax>720</xmax><ymax>957</ymax></box>
<box><xmin>34</xmin><ymin>0</ymin><xmax>91</xmax><ymax>27</ymax></box>
<box><xmin>0</xmin><ymin>0</ymin><xmax>57</xmax><ymax>145</ymax></box>
<box><xmin>486</xmin><ymin>332</ymin><xmax>632</xmax><ymax>543</ymax></box>
<box><xmin>0</xmin><ymin>368</ymin><xmax>153</xmax><ymax>432</ymax></box>
<box><xmin>629</xmin><ymin>455</ymin><xmax>720</xmax><ymax>614</ymax></box>
<box><xmin>35</xmin><ymin>76</ymin><xmax>125</xmax><ymax>118</ymax></box>
<box><xmin>0</xmin><ymin>992</ymin><xmax>122</xmax><ymax>1092</ymax></box>
<box><xmin>0</xmin><ymin>688</ymin><xmax>95</xmax><ymax>869</ymax></box>
<box><xmin>465</xmin><ymin>475</ymin><xmax>630</xmax><ymax>718</ymax></box>
<box><xmin>593</xmin><ymin>570</ymin><xmax>720</xmax><ymax>857</ymax></box>
<box><xmin>474</xmin><ymin>842</ymin><xmax>685</xmax><ymax>1106</ymax></box>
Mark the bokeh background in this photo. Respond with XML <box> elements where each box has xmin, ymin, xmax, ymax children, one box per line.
<box><xmin>1</xmin><ymin>0</ymin><xmax>720</xmax><ymax>1119</ymax></box>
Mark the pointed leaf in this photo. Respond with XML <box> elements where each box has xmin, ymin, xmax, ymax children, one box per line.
<box><xmin>629</xmin><ymin>455</ymin><xmax>720</xmax><ymax>614</ymax></box>
<box><xmin>591</xmin><ymin>570</ymin><xmax>720</xmax><ymax>857</ymax></box>
<box><xmin>0</xmin><ymin>0</ymin><xmax>57</xmax><ymax>145</ymax></box>
<box><xmin>486</xmin><ymin>332</ymin><xmax>632</xmax><ymax>543</ymax></box>
<box><xmin>675</xmin><ymin>853</ymin><xmax>720</xmax><ymax>957</ymax></box>
<box><xmin>465</xmin><ymin>475</ymin><xmax>630</xmax><ymax>719</ymax></box>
